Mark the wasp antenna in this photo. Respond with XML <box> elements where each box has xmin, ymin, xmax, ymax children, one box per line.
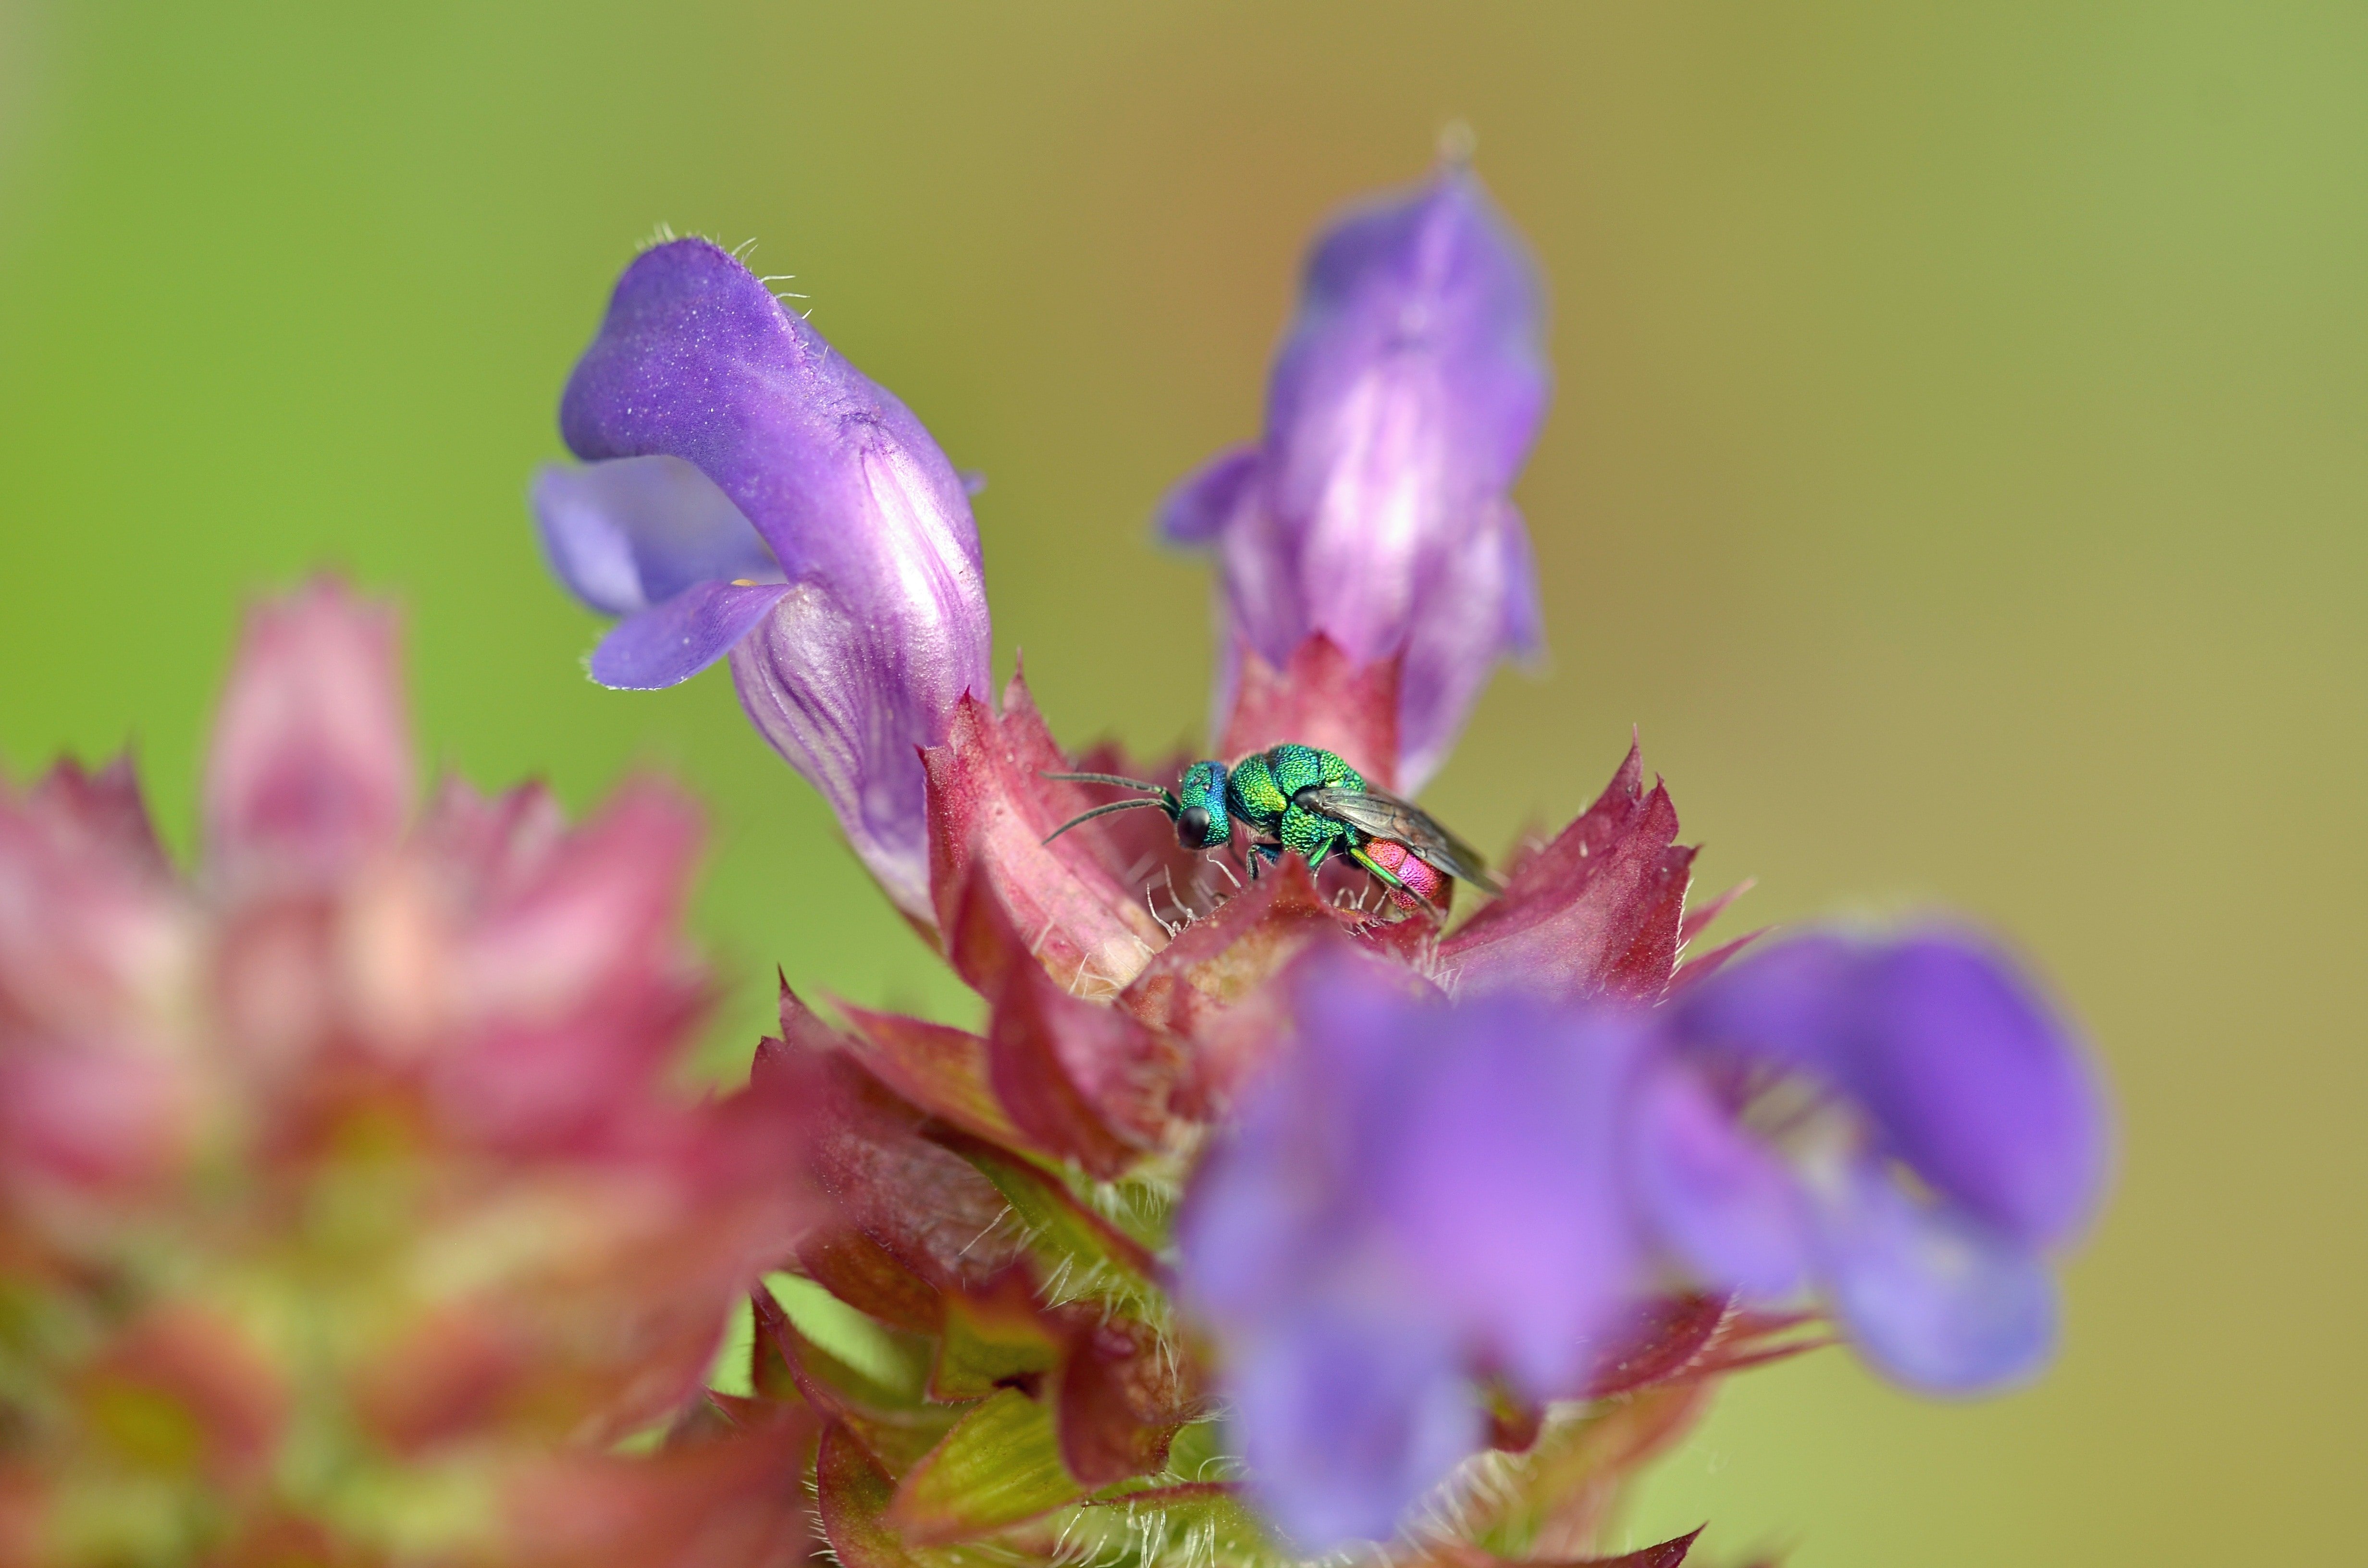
<box><xmin>1041</xmin><ymin>770</ymin><xmax>1168</xmax><ymax>794</ymax></box>
<box><xmin>1042</xmin><ymin>797</ymin><xmax>1172</xmax><ymax>845</ymax></box>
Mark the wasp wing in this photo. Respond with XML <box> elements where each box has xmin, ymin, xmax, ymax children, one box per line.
<box><xmin>1299</xmin><ymin>786</ymin><xmax>1503</xmax><ymax>894</ymax></box>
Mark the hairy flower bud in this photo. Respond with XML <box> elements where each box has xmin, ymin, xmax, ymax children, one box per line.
<box><xmin>536</xmin><ymin>238</ymin><xmax>992</xmax><ymax>919</ymax></box>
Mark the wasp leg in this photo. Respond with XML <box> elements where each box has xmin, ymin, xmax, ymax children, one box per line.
<box><xmin>1346</xmin><ymin>843</ymin><xmax>1406</xmax><ymax>889</ymax></box>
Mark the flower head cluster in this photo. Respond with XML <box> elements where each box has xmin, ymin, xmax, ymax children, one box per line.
<box><xmin>525</xmin><ymin>151</ymin><xmax>2112</xmax><ymax>1568</ymax></box>
<box><xmin>0</xmin><ymin>147</ymin><xmax>2120</xmax><ymax>1568</ymax></box>
<box><xmin>0</xmin><ymin>582</ymin><xmax>820</xmax><ymax>1566</ymax></box>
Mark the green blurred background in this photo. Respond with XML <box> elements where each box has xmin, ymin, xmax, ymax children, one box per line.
<box><xmin>2</xmin><ymin>2</ymin><xmax>2361</xmax><ymax>1561</ymax></box>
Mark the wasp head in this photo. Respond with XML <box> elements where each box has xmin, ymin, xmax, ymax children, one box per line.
<box><xmin>1175</xmin><ymin>760</ymin><xmax>1231</xmax><ymax>850</ymax></box>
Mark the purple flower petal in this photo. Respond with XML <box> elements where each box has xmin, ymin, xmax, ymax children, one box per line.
<box><xmin>1669</xmin><ymin>932</ymin><xmax>1861</xmax><ymax>1078</ymax></box>
<box><xmin>553</xmin><ymin>239</ymin><xmax>990</xmax><ymax>919</ymax></box>
<box><xmin>1164</xmin><ymin>165</ymin><xmax>1550</xmax><ymax>788</ymax></box>
<box><xmin>1677</xmin><ymin>932</ymin><xmax>2109</xmax><ymax>1249</ymax></box>
<box><xmin>1812</xmin><ymin>1163</ymin><xmax>2059</xmax><ymax>1394</ymax></box>
<box><xmin>1843</xmin><ymin>936</ymin><xmax>2110</xmax><ymax>1248</ymax></box>
<box><xmin>588</xmin><ymin>579</ymin><xmax>794</xmax><ymax>690</ymax></box>
<box><xmin>1629</xmin><ymin>1060</ymin><xmax>1812</xmax><ymax>1301</ymax></box>
<box><xmin>1654</xmin><ymin>929</ymin><xmax>2107</xmax><ymax>1395</ymax></box>
<box><xmin>727</xmin><ymin>586</ymin><xmax>957</xmax><ymax>920</ymax></box>
<box><xmin>1229</xmin><ymin>1298</ymin><xmax>1479</xmax><ymax>1552</ymax></box>
<box><xmin>1176</xmin><ymin>954</ymin><xmax>1428</xmax><ymax>1331</ymax></box>
<box><xmin>1155</xmin><ymin>443</ymin><xmax>1259</xmax><ymax>546</ymax></box>
<box><xmin>1363</xmin><ymin>992</ymin><xmax>1645</xmax><ymax>1394</ymax></box>
<box><xmin>1177</xmin><ymin>954</ymin><xmax>1650</xmax><ymax>1545</ymax></box>
<box><xmin>1174</xmin><ymin>1077</ymin><xmax>1345</xmax><ymax>1330</ymax></box>
<box><xmin>531</xmin><ymin>455</ymin><xmax>781</xmax><ymax>616</ymax></box>
<box><xmin>1397</xmin><ymin>497</ymin><xmax>1543</xmax><ymax>784</ymax></box>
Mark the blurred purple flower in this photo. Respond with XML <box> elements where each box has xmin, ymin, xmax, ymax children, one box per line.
<box><xmin>1159</xmin><ymin>162</ymin><xmax>1549</xmax><ymax>789</ymax></box>
<box><xmin>534</xmin><ymin>238</ymin><xmax>991</xmax><ymax>919</ymax></box>
<box><xmin>1642</xmin><ymin>931</ymin><xmax>2111</xmax><ymax>1392</ymax></box>
<box><xmin>1176</xmin><ymin>953</ymin><xmax>1645</xmax><ymax>1550</ymax></box>
<box><xmin>1176</xmin><ymin>930</ymin><xmax>2108</xmax><ymax>1547</ymax></box>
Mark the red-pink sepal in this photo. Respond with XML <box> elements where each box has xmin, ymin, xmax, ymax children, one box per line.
<box><xmin>1414</xmin><ymin>1529</ymin><xmax>1706</xmax><ymax>1568</ymax></box>
<box><xmin>1056</xmin><ymin>1314</ymin><xmax>1200</xmax><ymax>1488</ymax></box>
<box><xmin>1217</xmin><ymin>634</ymin><xmax>1402</xmax><ymax>788</ymax></box>
<box><xmin>27</xmin><ymin>755</ymin><xmax>171</xmax><ymax>881</ymax></box>
<box><xmin>0</xmin><ymin>760</ymin><xmax>192</xmax><ymax>1207</ymax></box>
<box><xmin>1116</xmin><ymin>856</ymin><xmax>1365</xmax><ymax>1113</ymax></box>
<box><xmin>836</xmin><ymin>1001</ymin><xmax>1031</xmax><ymax>1151</ymax></box>
<box><xmin>203</xmin><ymin>577</ymin><xmax>414</xmax><ymax>885</ymax></box>
<box><xmin>432</xmin><ymin>780</ymin><xmax>712</xmax><ymax>1151</ymax></box>
<box><xmin>1438</xmin><ymin>740</ymin><xmax>1695</xmax><ymax>1002</ymax></box>
<box><xmin>1666</xmin><ymin>879</ymin><xmax>1764</xmax><ymax>994</ymax></box>
<box><xmin>920</xmin><ymin>677</ymin><xmax>1165</xmax><ymax>996</ymax></box>
<box><xmin>1580</xmin><ymin>1295</ymin><xmax>1827</xmax><ymax>1403</ymax></box>
<box><xmin>79</xmin><ymin>1304</ymin><xmax>287</xmax><ymax>1486</ymax></box>
<box><xmin>1554</xmin><ymin>1529</ymin><xmax>1704</xmax><ymax>1568</ymax></box>
<box><xmin>951</xmin><ymin>864</ymin><xmax>1181</xmax><ymax>1176</ymax></box>
<box><xmin>502</xmin><ymin>1397</ymin><xmax>822</xmax><ymax>1568</ymax></box>
<box><xmin>755</xmin><ymin>1005</ymin><xmax>1024</xmax><ymax>1298</ymax></box>
<box><xmin>352</xmin><ymin>1070</ymin><xmax>825</xmax><ymax>1451</ymax></box>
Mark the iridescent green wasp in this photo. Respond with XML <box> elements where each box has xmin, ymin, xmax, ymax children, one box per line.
<box><xmin>1042</xmin><ymin>742</ymin><xmax>1500</xmax><ymax>910</ymax></box>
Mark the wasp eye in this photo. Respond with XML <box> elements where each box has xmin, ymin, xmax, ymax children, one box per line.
<box><xmin>1175</xmin><ymin>806</ymin><xmax>1213</xmax><ymax>848</ymax></box>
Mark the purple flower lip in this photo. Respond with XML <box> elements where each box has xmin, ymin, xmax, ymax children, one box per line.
<box><xmin>531</xmin><ymin>455</ymin><xmax>792</xmax><ymax>690</ymax></box>
<box><xmin>1645</xmin><ymin>929</ymin><xmax>2112</xmax><ymax>1393</ymax></box>
<box><xmin>1159</xmin><ymin>159</ymin><xmax>1549</xmax><ymax>788</ymax></box>
<box><xmin>533</xmin><ymin>238</ymin><xmax>991</xmax><ymax>918</ymax></box>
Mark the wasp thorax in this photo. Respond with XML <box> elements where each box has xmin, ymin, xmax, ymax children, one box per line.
<box><xmin>1175</xmin><ymin>806</ymin><xmax>1212</xmax><ymax>848</ymax></box>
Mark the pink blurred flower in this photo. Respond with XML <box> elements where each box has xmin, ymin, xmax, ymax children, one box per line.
<box><xmin>0</xmin><ymin>580</ymin><xmax>822</xmax><ymax>1566</ymax></box>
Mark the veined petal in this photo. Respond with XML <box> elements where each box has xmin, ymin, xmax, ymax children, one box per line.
<box><xmin>1269</xmin><ymin>169</ymin><xmax>1549</xmax><ymax>637</ymax></box>
<box><xmin>730</xmin><ymin>585</ymin><xmax>937</xmax><ymax>919</ymax></box>
<box><xmin>558</xmin><ymin>238</ymin><xmax>986</xmax><ymax>658</ymax></box>
<box><xmin>532</xmin><ymin>455</ymin><xmax>781</xmax><ymax>616</ymax></box>
<box><xmin>589</xmin><ymin>579</ymin><xmax>793</xmax><ymax>690</ymax></box>
<box><xmin>1396</xmin><ymin>498</ymin><xmax>1542</xmax><ymax>790</ymax></box>
<box><xmin>1812</xmin><ymin>1164</ymin><xmax>2059</xmax><ymax>1394</ymax></box>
